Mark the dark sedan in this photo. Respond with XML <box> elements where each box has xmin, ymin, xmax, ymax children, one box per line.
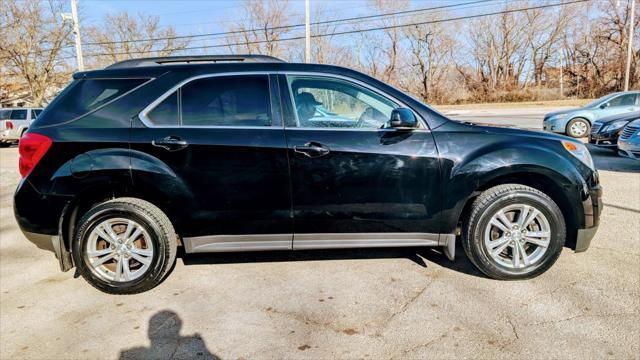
<box><xmin>589</xmin><ymin>112</ymin><xmax>640</xmax><ymax>149</ymax></box>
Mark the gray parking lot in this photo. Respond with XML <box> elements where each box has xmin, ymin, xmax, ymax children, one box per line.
<box><xmin>1</xmin><ymin>114</ymin><xmax>639</xmax><ymax>359</ymax></box>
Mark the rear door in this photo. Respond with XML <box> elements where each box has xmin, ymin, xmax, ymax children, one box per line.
<box><xmin>129</xmin><ymin>73</ymin><xmax>293</xmax><ymax>252</ymax></box>
<box><xmin>280</xmin><ymin>73</ymin><xmax>442</xmax><ymax>249</ymax></box>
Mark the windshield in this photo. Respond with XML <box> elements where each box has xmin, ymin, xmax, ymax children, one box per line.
<box><xmin>583</xmin><ymin>93</ymin><xmax>618</xmax><ymax>108</ymax></box>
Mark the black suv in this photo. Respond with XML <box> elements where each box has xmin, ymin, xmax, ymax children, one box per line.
<box><xmin>14</xmin><ymin>55</ymin><xmax>602</xmax><ymax>294</ymax></box>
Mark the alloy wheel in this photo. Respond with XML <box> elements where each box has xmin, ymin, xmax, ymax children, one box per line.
<box><xmin>84</xmin><ymin>217</ymin><xmax>154</xmax><ymax>282</ymax></box>
<box><xmin>483</xmin><ymin>204</ymin><xmax>551</xmax><ymax>270</ymax></box>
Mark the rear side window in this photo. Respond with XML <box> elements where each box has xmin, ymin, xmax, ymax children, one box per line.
<box><xmin>0</xmin><ymin>109</ymin><xmax>28</xmax><ymax>120</ymax></box>
<box><xmin>43</xmin><ymin>78</ymin><xmax>147</xmax><ymax>124</ymax></box>
<box><xmin>143</xmin><ymin>75</ymin><xmax>271</xmax><ymax>127</ymax></box>
<box><xmin>181</xmin><ymin>76</ymin><xmax>271</xmax><ymax>126</ymax></box>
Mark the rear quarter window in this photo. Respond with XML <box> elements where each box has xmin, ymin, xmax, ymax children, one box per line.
<box><xmin>35</xmin><ymin>78</ymin><xmax>148</xmax><ymax>126</ymax></box>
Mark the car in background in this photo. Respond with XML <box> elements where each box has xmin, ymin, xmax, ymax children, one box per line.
<box><xmin>588</xmin><ymin>112</ymin><xmax>639</xmax><ymax>150</ymax></box>
<box><xmin>0</xmin><ymin>108</ymin><xmax>44</xmax><ymax>147</ymax></box>
<box><xmin>618</xmin><ymin>119</ymin><xmax>640</xmax><ymax>159</ymax></box>
<box><xmin>543</xmin><ymin>91</ymin><xmax>640</xmax><ymax>138</ymax></box>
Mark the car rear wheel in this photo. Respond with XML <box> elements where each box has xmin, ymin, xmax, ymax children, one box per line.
<box><xmin>462</xmin><ymin>184</ymin><xmax>565</xmax><ymax>280</ymax></box>
<box><xmin>72</xmin><ymin>197</ymin><xmax>177</xmax><ymax>294</ymax></box>
<box><xmin>566</xmin><ymin>118</ymin><xmax>590</xmax><ymax>138</ymax></box>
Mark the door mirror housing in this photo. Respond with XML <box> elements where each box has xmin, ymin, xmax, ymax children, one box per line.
<box><xmin>389</xmin><ymin>108</ymin><xmax>417</xmax><ymax>129</ymax></box>
<box><xmin>600</xmin><ymin>102</ymin><xmax>610</xmax><ymax>109</ymax></box>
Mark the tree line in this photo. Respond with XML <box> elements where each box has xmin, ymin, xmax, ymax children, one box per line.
<box><xmin>1</xmin><ymin>0</ymin><xmax>638</xmax><ymax>107</ymax></box>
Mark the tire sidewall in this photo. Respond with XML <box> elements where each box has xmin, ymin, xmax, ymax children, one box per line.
<box><xmin>470</xmin><ymin>191</ymin><xmax>565</xmax><ymax>278</ymax></box>
<box><xmin>72</xmin><ymin>203</ymin><xmax>168</xmax><ymax>292</ymax></box>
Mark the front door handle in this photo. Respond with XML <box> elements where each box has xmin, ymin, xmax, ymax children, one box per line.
<box><xmin>152</xmin><ymin>136</ymin><xmax>189</xmax><ymax>151</ymax></box>
<box><xmin>294</xmin><ymin>141</ymin><xmax>330</xmax><ymax>158</ymax></box>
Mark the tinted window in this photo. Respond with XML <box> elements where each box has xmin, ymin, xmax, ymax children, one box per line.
<box><xmin>6</xmin><ymin>110</ymin><xmax>28</xmax><ymax>120</ymax></box>
<box><xmin>181</xmin><ymin>75</ymin><xmax>271</xmax><ymax>126</ymax></box>
<box><xmin>609</xmin><ymin>94</ymin><xmax>636</xmax><ymax>107</ymax></box>
<box><xmin>45</xmin><ymin>78</ymin><xmax>147</xmax><ymax>122</ymax></box>
<box><xmin>146</xmin><ymin>91</ymin><xmax>179</xmax><ymax>125</ymax></box>
<box><xmin>287</xmin><ymin>75</ymin><xmax>397</xmax><ymax>128</ymax></box>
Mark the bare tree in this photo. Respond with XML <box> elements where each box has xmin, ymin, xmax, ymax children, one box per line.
<box><xmin>223</xmin><ymin>0</ymin><xmax>294</xmax><ymax>59</ymax></box>
<box><xmin>403</xmin><ymin>12</ymin><xmax>456</xmax><ymax>103</ymax></box>
<box><xmin>86</xmin><ymin>12</ymin><xmax>189</xmax><ymax>67</ymax></box>
<box><xmin>0</xmin><ymin>0</ymin><xmax>72</xmax><ymax>106</ymax></box>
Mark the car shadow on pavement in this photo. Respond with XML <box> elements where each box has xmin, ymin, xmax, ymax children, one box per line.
<box><xmin>119</xmin><ymin>310</ymin><xmax>219</xmax><ymax>360</ymax></box>
<box><xmin>587</xmin><ymin>144</ymin><xmax>640</xmax><ymax>173</ymax></box>
<box><xmin>179</xmin><ymin>242</ymin><xmax>488</xmax><ymax>279</ymax></box>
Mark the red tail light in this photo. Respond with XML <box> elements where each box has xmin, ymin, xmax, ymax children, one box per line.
<box><xmin>5</xmin><ymin>121</ymin><xmax>13</xmax><ymax>129</ymax></box>
<box><xmin>19</xmin><ymin>133</ymin><xmax>52</xmax><ymax>178</ymax></box>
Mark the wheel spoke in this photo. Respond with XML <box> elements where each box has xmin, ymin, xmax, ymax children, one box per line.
<box><xmin>92</xmin><ymin>252</ymin><xmax>116</xmax><ymax>268</ymax></box>
<box><xmin>126</xmin><ymin>227</ymin><xmax>143</xmax><ymax>245</ymax></box>
<box><xmin>87</xmin><ymin>248</ymin><xmax>112</xmax><ymax>258</ymax></box>
<box><xmin>122</xmin><ymin>220</ymin><xmax>135</xmax><ymax>243</ymax></box>
<box><xmin>522</xmin><ymin>208</ymin><xmax>540</xmax><ymax>229</ymax></box>
<box><xmin>512</xmin><ymin>241</ymin><xmax>520</xmax><ymax>268</ymax></box>
<box><xmin>131</xmin><ymin>252</ymin><xmax>151</xmax><ymax>266</ymax></box>
<box><xmin>516</xmin><ymin>241</ymin><xmax>529</xmax><ymax>266</ymax></box>
<box><xmin>130</xmin><ymin>247</ymin><xmax>153</xmax><ymax>257</ymax></box>
<box><xmin>115</xmin><ymin>256</ymin><xmax>123</xmax><ymax>281</ymax></box>
<box><xmin>496</xmin><ymin>210</ymin><xmax>512</xmax><ymax>229</ymax></box>
<box><xmin>524</xmin><ymin>236</ymin><xmax>549</xmax><ymax>247</ymax></box>
<box><xmin>488</xmin><ymin>236</ymin><xmax>509</xmax><ymax>250</ymax></box>
<box><xmin>517</xmin><ymin>205</ymin><xmax>530</xmax><ymax>227</ymax></box>
<box><xmin>525</xmin><ymin>231</ymin><xmax>550</xmax><ymax>238</ymax></box>
<box><xmin>490</xmin><ymin>219</ymin><xmax>508</xmax><ymax>232</ymax></box>
<box><xmin>122</xmin><ymin>257</ymin><xmax>132</xmax><ymax>281</ymax></box>
<box><xmin>94</xmin><ymin>225</ymin><xmax>117</xmax><ymax>245</ymax></box>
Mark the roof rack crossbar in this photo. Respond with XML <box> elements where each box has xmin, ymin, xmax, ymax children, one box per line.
<box><xmin>106</xmin><ymin>55</ymin><xmax>285</xmax><ymax>69</ymax></box>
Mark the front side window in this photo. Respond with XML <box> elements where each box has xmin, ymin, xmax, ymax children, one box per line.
<box><xmin>287</xmin><ymin>75</ymin><xmax>398</xmax><ymax>129</ymax></box>
<box><xmin>181</xmin><ymin>75</ymin><xmax>271</xmax><ymax>127</ymax></box>
<box><xmin>608</xmin><ymin>94</ymin><xmax>636</xmax><ymax>107</ymax></box>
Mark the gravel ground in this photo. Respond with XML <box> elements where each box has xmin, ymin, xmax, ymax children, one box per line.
<box><xmin>0</xmin><ymin>134</ymin><xmax>639</xmax><ymax>359</ymax></box>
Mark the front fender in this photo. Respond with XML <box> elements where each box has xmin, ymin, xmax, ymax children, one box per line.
<box><xmin>440</xmin><ymin>143</ymin><xmax>585</xmax><ymax>233</ymax></box>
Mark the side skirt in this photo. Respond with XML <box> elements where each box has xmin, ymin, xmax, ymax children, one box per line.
<box><xmin>183</xmin><ymin>232</ymin><xmax>456</xmax><ymax>260</ymax></box>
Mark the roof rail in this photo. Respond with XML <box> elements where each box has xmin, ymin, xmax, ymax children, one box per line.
<box><xmin>105</xmin><ymin>55</ymin><xmax>285</xmax><ymax>69</ymax></box>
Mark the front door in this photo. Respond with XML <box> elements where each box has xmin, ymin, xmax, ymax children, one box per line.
<box><xmin>129</xmin><ymin>73</ymin><xmax>292</xmax><ymax>252</ymax></box>
<box><xmin>280</xmin><ymin>74</ymin><xmax>441</xmax><ymax>249</ymax></box>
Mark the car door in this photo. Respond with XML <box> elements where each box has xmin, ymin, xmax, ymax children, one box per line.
<box><xmin>129</xmin><ymin>73</ymin><xmax>293</xmax><ymax>252</ymax></box>
<box><xmin>595</xmin><ymin>93</ymin><xmax>639</xmax><ymax>120</ymax></box>
<box><xmin>280</xmin><ymin>73</ymin><xmax>442</xmax><ymax>249</ymax></box>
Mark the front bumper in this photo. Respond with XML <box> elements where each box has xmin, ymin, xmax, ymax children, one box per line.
<box><xmin>588</xmin><ymin>133</ymin><xmax>618</xmax><ymax>148</ymax></box>
<box><xmin>575</xmin><ymin>184</ymin><xmax>603</xmax><ymax>252</ymax></box>
<box><xmin>618</xmin><ymin>138</ymin><xmax>640</xmax><ymax>159</ymax></box>
<box><xmin>543</xmin><ymin>118</ymin><xmax>567</xmax><ymax>133</ymax></box>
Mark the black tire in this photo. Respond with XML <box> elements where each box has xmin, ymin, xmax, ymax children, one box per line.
<box><xmin>565</xmin><ymin>118</ymin><xmax>590</xmax><ymax>138</ymax></box>
<box><xmin>72</xmin><ymin>197</ymin><xmax>177</xmax><ymax>294</ymax></box>
<box><xmin>462</xmin><ymin>184</ymin><xmax>565</xmax><ymax>280</ymax></box>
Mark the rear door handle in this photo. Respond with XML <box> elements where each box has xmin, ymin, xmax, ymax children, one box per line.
<box><xmin>294</xmin><ymin>141</ymin><xmax>330</xmax><ymax>158</ymax></box>
<box><xmin>152</xmin><ymin>136</ymin><xmax>189</xmax><ymax>151</ymax></box>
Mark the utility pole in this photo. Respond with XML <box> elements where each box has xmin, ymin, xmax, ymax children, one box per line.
<box><xmin>63</xmin><ymin>0</ymin><xmax>84</xmax><ymax>71</ymax></box>
<box><xmin>559</xmin><ymin>50</ymin><xmax>564</xmax><ymax>97</ymax></box>
<box><xmin>305</xmin><ymin>0</ymin><xmax>311</xmax><ymax>63</ymax></box>
<box><xmin>624</xmin><ymin>0</ymin><xmax>635</xmax><ymax>91</ymax></box>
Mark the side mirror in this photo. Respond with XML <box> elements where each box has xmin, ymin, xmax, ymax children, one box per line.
<box><xmin>389</xmin><ymin>108</ymin><xmax>417</xmax><ymax>129</ymax></box>
<box><xmin>600</xmin><ymin>102</ymin><xmax>610</xmax><ymax>109</ymax></box>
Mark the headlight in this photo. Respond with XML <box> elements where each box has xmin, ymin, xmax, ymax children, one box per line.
<box><xmin>562</xmin><ymin>141</ymin><xmax>594</xmax><ymax>170</ymax></box>
<box><xmin>602</xmin><ymin>120</ymin><xmax>628</xmax><ymax>132</ymax></box>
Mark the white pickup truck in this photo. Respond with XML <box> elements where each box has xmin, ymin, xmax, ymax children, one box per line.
<box><xmin>0</xmin><ymin>108</ymin><xmax>44</xmax><ymax>147</ymax></box>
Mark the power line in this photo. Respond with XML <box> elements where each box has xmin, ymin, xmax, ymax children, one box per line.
<box><xmin>70</xmin><ymin>0</ymin><xmax>587</xmax><ymax>60</ymax></box>
<box><xmin>77</xmin><ymin>0</ymin><xmax>495</xmax><ymax>46</ymax></box>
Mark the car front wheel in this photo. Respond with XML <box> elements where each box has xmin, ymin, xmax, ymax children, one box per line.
<box><xmin>566</xmin><ymin>118</ymin><xmax>590</xmax><ymax>138</ymax></box>
<box><xmin>462</xmin><ymin>184</ymin><xmax>565</xmax><ymax>280</ymax></box>
<box><xmin>72</xmin><ymin>197</ymin><xmax>177</xmax><ymax>294</ymax></box>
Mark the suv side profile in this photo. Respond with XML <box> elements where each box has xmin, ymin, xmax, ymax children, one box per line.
<box><xmin>14</xmin><ymin>55</ymin><xmax>602</xmax><ymax>294</ymax></box>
